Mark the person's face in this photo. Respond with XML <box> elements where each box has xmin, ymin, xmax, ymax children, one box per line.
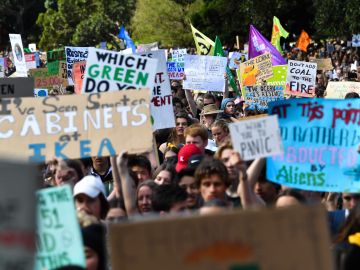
<box><xmin>137</xmin><ymin>186</ymin><xmax>153</xmax><ymax>213</ymax></box>
<box><xmin>275</xmin><ymin>195</ymin><xmax>300</xmax><ymax>208</ymax></box>
<box><xmin>106</xmin><ymin>207</ymin><xmax>127</xmax><ymax>222</ymax></box>
<box><xmin>75</xmin><ymin>194</ymin><xmax>102</xmax><ymax>220</ymax></box>
<box><xmin>254</xmin><ymin>181</ymin><xmax>278</xmax><ymax>204</ymax></box>
<box><xmin>179</xmin><ymin>175</ymin><xmax>199</xmax><ymax>208</ymax></box>
<box><xmin>84</xmin><ymin>246</ymin><xmax>99</xmax><ymax>270</ymax></box>
<box><xmin>175</xmin><ymin>117</ymin><xmax>188</xmax><ymax>136</ymax></box>
<box><xmin>342</xmin><ymin>193</ymin><xmax>360</xmax><ymax>210</ymax></box>
<box><xmin>154</xmin><ymin>170</ymin><xmax>172</xmax><ymax>185</ymax></box>
<box><xmin>225</xmin><ymin>102</ymin><xmax>235</xmax><ymax>114</ymax></box>
<box><xmin>220</xmin><ymin>148</ymin><xmax>238</xmax><ymax>179</ymax></box>
<box><xmin>131</xmin><ymin>165</ymin><xmax>151</xmax><ymax>183</ymax></box>
<box><xmin>91</xmin><ymin>156</ymin><xmax>109</xmax><ymax>171</ymax></box>
<box><xmin>55</xmin><ymin>162</ymin><xmax>79</xmax><ymax>187</ymax></box>
<box><xmin>203</xmin><ymin>98</ymin><xmax>215</xmax><ymax>106</ymax></box>
<box><xmin>211</xmin><ymin>126</ymin><xmax>228</xmax><ymax>146</ymax></box>
<box><xmin>185</xmin><ymin>135</ymin><xmax>207</xmax><ymax>153</ymax></box>
<box><xmin>173</xmin><ymin>102</ymin><xmax>183</xmax><ymax>114</ymax></box>
<box><xmin>200</xmin><ymin>174</ymin><xmax>227</xmax><ymax>203</ymax></box>
<box><xmin>203</xmin><ymin>114</ymin><xmax>216</xmax><ymax>127</ymax></box>
<box><xmin>169</xmin><ymin>200</ymin><xmax>188</xmax><ymax>213</ymax></box>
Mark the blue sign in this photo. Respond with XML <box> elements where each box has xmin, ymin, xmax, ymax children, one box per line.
<box><xmin>267</xmin><ymin>98</ymin><xmax>360</xmax><ymax>192</ymax></box>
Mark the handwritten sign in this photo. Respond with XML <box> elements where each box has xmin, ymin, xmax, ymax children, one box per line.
<box><xmin>65</xmin><ymin>46</ymin><xmax>89</xmax><ymax>85</ymax></box>
<box><xmin>109</xmin><ymin>204</ymin><xmax>332</xmax><ymax>270</ymax></box>
<box><xmin>171</xmin><ymin>49</ymin><xmax>187</xmax><ymax>62</ymax></box>
<box><xmin>309</xmin><ymin>58</ymin><xmax>333</xmax><ymax>71</ymax></box>
<box><xmin>167</xmin><ymin>62</ymin><xmax>184</xmax><ymax>80</ymax></box>
<box><xmin>0</xmin><ymin>78</ymin><xmax>34</xmax><ymax>97</ymax></box>
<box><xmin>243</xmin><ymin>85</ymin><xmax>284</xmax><ymax>110</ymax></box>
<box><xmin>239</xmin><ymin>53</ymin><xmax>273</xmax><ymax>87</ymax></box>
<box><xmin>29</xmin><ymin>68</ymin><xmax>68</xmax><ymax>90</ymax></box>
<box><xmin>47</xmin><ymin>49</ymin><xmax>66</xmax><ymax>76</ymax></box>
<box><xmin>72</xmin><ymin>61</ymin><xmax>86</xmax><ymax>94</ymax></box>
<box><xmin>34</xmin><ymin>185</ymin><xmax>85</xmax><ymax>269</ymax></box>
<box><xmin>183</xmin><ymin>55</ymin><xmax>227</xmax><ymax>92</ymax></box>
<box><xmin>229</xmin><ymin>115</ymin><xmax>283</xmax><ymax>161</ymax></box>
<box><xmin>325</xmin><ymin>81</ymin><xmax>360</xmax><ymax>99</ymax></box>
<box><xmin>0</xmin><ymin>160</ymin><xmax>40</xmax><ymax>270</ymax></box>
<box><xmin>285</xmin><ymin>60</ymin><xmax>317</xmax><ymax>97</ymax></box>
<box><xmin>9</xmin><ymin>34</ymin><xmax>27</xmax><ymax>77</ymax></box>
<box><xmin>0</xmin><ymin>90</ymin><xmax>152</xmax><ymax>162</ymax></box>
<box><xmin>25</xmin><ymin>53</ymin><xmax>36</xmax><ymax>70</ymax></box>
<box><xmin>81</xmin><ymin>48</ymin><xmax>157</xmax><ymax>93</ymax></box>
<box><xmin>139</xmin><ymin>50</ymin><xmax>175</xmax><ymax>130</ymax></box>
<box><xmin>267</xmin><ymin>98</ymin><xmax>360</xmax><ymax>192</ymax></box>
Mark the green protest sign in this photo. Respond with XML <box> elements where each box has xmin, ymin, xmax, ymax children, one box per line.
<box><xmin>47</xmin><ymin>49</ymin><xmax>66</xmax><ymax>75</ymax></box>
<box><xmin>35</xmin><ymin>185</ymin><xmax>85</xmax><ymax>269</ymax></box>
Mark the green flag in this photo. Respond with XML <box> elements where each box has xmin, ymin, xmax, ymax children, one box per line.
<box><xmin>271</xmin><ymin>16</ymin><xmax>289</xmax><ymax>53</ymax></box>
<box><xmin>214</xmin><ymin>36</ymin><xmax>240</xmax><ymax>96</ymax></box>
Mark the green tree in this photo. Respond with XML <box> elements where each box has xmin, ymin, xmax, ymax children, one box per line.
<box><xmin>37</xmin><ymin>0</ymin><xmax>135</xmax><ymax>50</ymax></box>
<box><xmin>131</xmin><ymin>0</ymin><xmax>203</xmax><ymax>47</ymax></box>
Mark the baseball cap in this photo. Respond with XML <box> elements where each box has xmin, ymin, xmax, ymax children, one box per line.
<box><xmin>73</xmin><ymin>175</ymin><xmax>106</xmax><ymax>198</ymax></box>
<box><xmin>176</xmin><ymin>144</ymin><xmax>202</xmax><ymax>172</ymax></box>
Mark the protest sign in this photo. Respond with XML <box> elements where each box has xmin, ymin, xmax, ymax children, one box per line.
<box><xmin>267</xmin><ymin>98</ymin><xmax>360</xmax><ymax>192</ymax></box>
<box><xmin>238</xmin><ymin>53</ymin><xmax>273</xmax><ymax>87</ymax></box>
<box><xmin>29</xmin><ymin>43</ymin><xmax>37</xmax><ymax>52</ymax></box>
<box><xmin>172</xmin><ymin>48</ymin><xmax>187</xmax><ymax>62</ymax></box>
<box><xmin>47</xmin><ymin>49</ymin><xmax>66</xmax><ymax>76</ymax></box>
<box><xmin>65</xmin><ymin>46</ymin><xmax>89</xmax><ymax>85</ymax></box>
<box><xmin>72</xmin><ymin>61</ymin><xmax>86</xmax><ymax>94</ymax></box>
<box><xmin>0</xmin><ymin>160</ymin><xmax>40</xmax><ymax>270</ymax></box>
<box><xmin>243</xmin><ymin>85</ymin><xmax>284</xmax><ymax>110</ymax></box>
<box><xmin>81</xmin><ymin>48</ymin><xmax>158</xmax><ymax>94</ymax></box>
<box><xmin>0</xmin><ymin>89</ymin><xmax>152</xmax><ymax>162</ymax></box>
<box><xmin>0</xmin><ymin>77</ymin><xmax>34</xmax><ymax>97</ymax></box>
<box><xmin>34</xmin><ymin>185</ymin><xmax>85</xmax><ymax>270</ymax></box>
<box><xmin>25</xmin><ymin>53</ymin><xmax>37</xmax><ymax>70</ymax></box>
<box><xmin>29</xmin><ymin>68</ymin><xmax>68</xmax><ymax>92</ymax></box>
<box><xmin>325</xmin><ymin>81</ymin><xmax>360</xmax><ymax>99</ymax></box>
<box><xmin>183</xmin><ymin>55</ymin><xmax>227</xmax><ymax>92</ymax></box>
<box><xmin>34</xmin><ymin>88</ymin><xmax>48</xmax><ymax>97</ymax></box>
<box><xmin>285</xmin><ymin>60</ymin><xmax>317</xmax><ymax>97</ymax></box>
<box><xmin>110</xmin><ymin>204</ymin><xmax>332</xmax><ymax>270</ymax></box>
<box><xmin>352</xmin><ymin>34</ymin><xmax>360</xmax><ymax>47</ymax></box>
<box><xmin>136</xmin><ymin>42</ymin><xmax>158</xmax><ymax>53</ymax></box>
<box><xmin>266</xmin><ymin>65</ymin><xmax>287</xmax><ymax>86</ymax></box>
<box><xmin>0</xmin><ymin>58</ymin><xmax>5</xmax><ymax>77</ymax></box>
<box><xmin>309</xmin><ymin>58</ymin><xmax>333</xmax><ymax>70</ymax></box>
<box><xmin>228</xmin><ymin>52</ymin><xmax>242</xmax><ymax>69</ymax></box>
<box><xmin>138</xmin><ymin>50</ymin><xmax>175</xmax><ymax>130</ymax></box>
<box><xmin>229</xmin><ymin>115</ymin><xmax>283</xmax><ymax>161</ymax></box>
<box><xmin>167</xmin><ymin>62</ymin><xmax>184</xmax><ymax>80</ymax></box>
<box><xmin>9</xmin><ymin>34</ymin><xmax>27</xmax><ymax>77</ymax></box>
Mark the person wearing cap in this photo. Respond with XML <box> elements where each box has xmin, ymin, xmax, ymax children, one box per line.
<box><xmin>73</xmin><ymin>175</ymin><xmax>110</xmax><ymax>220</ymax></box>
<box><xmin>200</xmin><ymin>104</ymin><xmax>223</xmax><ymax>139</ymax></box>
<box><xmin>217</xmin><ymin>98</ymin><xmax>237</xmax><ymax>122</ymax></box>
<box><xmin>175</xmin><ymin>144</ymin><xmax>202</xmax><ymax>172</ymax></box>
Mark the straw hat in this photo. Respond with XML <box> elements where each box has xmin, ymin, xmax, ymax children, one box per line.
<box><xmin>201</xmin><ymin>104</ymin><xmax>223</xmax><ymax>115</ymax></box>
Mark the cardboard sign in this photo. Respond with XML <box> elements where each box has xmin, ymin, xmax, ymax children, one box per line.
<box><xmin>81</xmin><ymin>48</ymin><xmax>158</xmax><ymax>94</ymax></box>
<box><xmin>243</xmin><ymin>85</ymin><xmax>284</xmax><ymax>110</ymax></box>
<box><xmin>229</xmin><ymin>115</ymin><xmax>283</xmax><ymax>161</ymax></box>
<box><xmin>238</xmin><ymin>53</ymin><xmax>273</xmax><ymax>87</ymax></box>
<box><xmin>285</xmin><ymin>60</ymin><xmax>317</xmax><ymax>97</ymax></box>
<box><xmin>9</xmin><ymin>34</ymin><xmax>27</xmax><ymax>77</ymax></box>
<box><xmin>0</xmin><ymin>90</ymin><xmax>152</xmax><ymax>162</ymax></box>
<box><xmin>267</xmin><ymin>98</ymin><xmax>360</xmax><ymax>192</ymax></box>
<box><xmin>25</xmin><ymin>53</ymin><xmax>37</xmax><ymax>70</ymax></box>
<box><xmin>0</xmin><ymin>58</ymin><xmax>4</xmax><ymax>78</ymax></box>
<box><xmin>139</xmin><ymin>50</ymin><xmax>175</xmax><ymax>130</ymax></box>
<box><xmin>65</xmin><ymin>46</ymin><xmax>89</xmax><ymax>85</ymax></box>
<box><xmin>167</xmin><ymin>62</ymin><xmax>184</xmax><ymax>80</ymax></box>
<box><xmin>47</xmin><ymin>49</ymin><xmax>66</xmax><ymax>75</ymax></box>
<box><xmin>34</xmin><ymin>185</ymin><xmax>85</xmax><ymax>269</ymax></box>
<box><xmin>309</xmin><ymin>58</ymin><xmax>333</xmax><ymax>70</ymax></box>
<box><xmin>72</xmin><ymin>61</ymin><xmax>86</xmax><ymax>94</ymax></box>
<box><xmin>109</xmin><ymin>204</ymin><xmax>332</xmax><ymax>270</ymax></box>
<box><xmin>29</xmin><ymin>68</ymin><xmax>68</xmax><ymax>90</ymax></box>
<box><xmin>183</xmin><ymin>55</ymin><xmax>227</xmax><ymax>92</ymax></box>
<box><xmin>325</xmin><ymin>81</ymin><xmax>360</xmax><ymax>99</ymax></box>
<box><xmin>0</xmin><ymin>77</ymin><xmax>34</xmax><ymax>97</ymax></box>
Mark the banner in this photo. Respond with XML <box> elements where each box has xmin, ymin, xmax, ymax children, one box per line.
<box><xmin>25</xmin><ymin>53</ymin><xmax>36</xmax><ymax>70</ymax></box>
<box><xmin>0</xmin><ymin>58</ymin><xmax>5</xmax><ymax>77</ymax></box>
<box><xmin>190</xmin><ymin>24</ymin><xmax>214</xmax><ymax>56</ymax></box>
<box><xmin>9</xmin><ymin>34</ymin><xmax>27</xmax><ymax>77</ymax></box>
<box><xmin>138</xmin><ymin>50</ymin><xmax>175</xmax><ymax>130</ymax></box>
<box><xmin>267</xmin><ymin>98</ymin><xmax>360</xmax><ymax>192</ymax></box>
<box><xmin>183</xmin><ymin>55</ymin><xmax>227</xmax><ymax>92</ymax></box>
<box><xmin>243</xmin><ymin>85</ymin><xmax>285</xmax><ymax>110</ymax></box>
<box><xmin>309</xmin><ymin>58</ymin><xmax>333</xmax><ymax>71</ymax></box>
<box><xmin>0</xmin><ymin>160</ymin><xmax>40</xmax><ymax>270</ymax></box>
<box><xmin>229</xmin><ymin>115</ymin><xmax>283</xmax><ymax>161</ymax></box>
<box><xmin>325</xmin><ymin>81</ymin><xmax>360</xmax><ymax>99</ymax></box>
<box><xmin>34</xmin><ymin>185</ymin><xmax>85</xmax><ymax>269</ymax></box>
<box><xmin>0</xmin><ymin>90</ymin><xmax>152</xmax><ymax>162</ymax></box>
<box><xmin>72</xmin><ymin>61</ymin><xmax>86</xmax><ymax>94</ymax></box>
<box><xmin>239</xmin><ymin>53</ymin><xmax>273</xmax><ymax>88</ymax></box>
<box><xmin>248</xmin><ymin>25</ymin><xmax>286</xmax><ymax>66</ymax></box>
<box><xmin>285</xmin><ymin>60</ymin><xmax>317</xmax><ymax>97</ymax></box>
<box><xmin>352</xmin><ymin>34</ymin><xmax>360</xmax><ymax>47</ymax></box>
<box><xmin>0</xmin><ymin>78</ymin><xmax>35</xmax><ymax>98</ymax></box>
<box><xmin>81</xmin><ymin>48</ymin><xmax>157</xmax><ymax>94</ymax></box>
<box><xmin>109</xmin><ymin>204</ymin><xmax>332</xmax><ymax>270</ymax></box>
<box><xmin>65</xmin><ymin>46</ymin><xmax>89</xmax><ymax>85</ymax></box>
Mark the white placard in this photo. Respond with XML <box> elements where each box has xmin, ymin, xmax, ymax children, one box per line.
<box><xmin>9</xmin><ymin>34</ymin><xmax>27</xmax><ymax>77</ymax></box>
<box><xmin>183</xmin><ymin>55</ymin><xmax>227</xmax><ymax>92</ymax></box>
<box><xmin>229</xmin><ymin>115</ymin><xmax>283</xmax><ymax>161</ymax></box>
<box><xmin>229</xmin><ymin>52</ymin><xmax>242</xmax><ymax>69</ymax></box>
<box><xmin>285</xmin><ymin>60</ymin><xmax>317</xmax><ymax>97</ymax></box>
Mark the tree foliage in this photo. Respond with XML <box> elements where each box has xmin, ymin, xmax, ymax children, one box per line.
<box><xmin>37</xmin><ymin>0</ymin><xmax>135</xmax><ymax>50</ymax></box>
